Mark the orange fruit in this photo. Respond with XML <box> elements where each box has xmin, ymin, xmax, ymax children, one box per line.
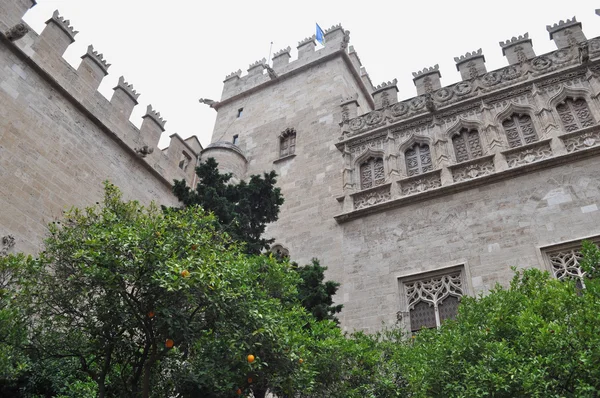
<box><xmin>165</xmin><ymin>339</ymin><xmax>174</xmax><ymax>348</ymax></box>
<box><xmin>191</xmin><ymin>244</ymin><xmax>198</xmax><ymax>251</ymax></box>
<box><xmin>247</xmin><ymin>354</ymin><xmax>255</xmax><ymax>363</ymax></box>
<box><xmin>236</xmin><ymin>388</ymin><xmax>242</xmax><ymax>395</ymax></box>
<box><xmin>247</xmin><ymin>377</ymin><xmax>252</xmax><ymax>383</ymax></box>
<box><xmin>298</xmin><ymin>358</ymin><xmax>303</xmax><ymax>364</ymax></box>
<box><xmin>181</xmin><ymin>270</ymin><xmax>190</xmax><ymax>278</ymax></box>
<box><xmin>147</xmin><ymin>311</ymin><xmax>155</xmax><ymax>318</ymax></box>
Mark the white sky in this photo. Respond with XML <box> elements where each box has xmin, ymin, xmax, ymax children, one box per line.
<box><xmin>22</xmin><ymin>1</ymin><xmax>600</xmax><ymax>149</ymax></box>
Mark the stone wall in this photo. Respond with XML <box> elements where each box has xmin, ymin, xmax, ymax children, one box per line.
<box><xmin>0</xmin><ymin>3</ymin><xmax>199</xmax><ymax>254</ymax></box>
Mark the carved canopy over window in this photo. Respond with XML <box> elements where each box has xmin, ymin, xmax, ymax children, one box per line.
<box><xmin>452</xmin><ymin>128</ymin><xmax>483</xmax><ymax>163</ymax></box>
<box><xmin>502</xmin><ymin>114</ymin><xmax>538</xmax><ymax>148</ymax></box>
<box><xmin>280</xmin><ymin>128</ymin><xmax>296</xmax><ymax>157</ymax></box>
<box><xmin>405</xmin><ymin>143</ymin><xmax>432</xmax><ymax>177</ymax></box>
<box><xmin>405</xmin><ymin>272</ymin><xmax>463</xmax><ymax>333</ymax></box>
<box><xmin>359</xmin><ymin>156</ymin><xmax>384</xmax><ymax>190</ymax></box>
<box><xmin>556</xmin><ymin>98</ymin><xmax>595</xmax><ymax>133</ymax></box>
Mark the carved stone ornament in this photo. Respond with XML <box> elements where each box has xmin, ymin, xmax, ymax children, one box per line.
<box><xmin>451</xmin><ymin>157</ymin><xmax>495</xmax><ymax>183</ymax></box>
<box><xmin>406</xmin><ymin>273</ymin><xmax>463</xmax><ymax>309</ymax></box>
<box><xmin>353</xmin><ymin>185</ymin><xmax>391</xmax><ymax>210</ymax></box>
<box><xmin>547</xmin><ymin>249</ymin><xmax>586</xmax><ymax>287</ymax></box>
<box><xmin>502</xmin><ymin>65</ymin><xmax>522</xmax><ymax>81</ymax></box>
<box><xmin>482</xmin><ymin>71</ymin><xmax>502</xmax><ymax>86</ymax></box>
<box><xmin>0</xmin><ymin>235</ymin><xmax>15</xmax><ymax>257</ymax></box>
<box><xmin>400</xmin><ymin>171</ymin><xmax>442</xmax><ymax>196</ymax></box>
<box><xmin>390</xmin><ymin>102</ymin><xmax>409</xmax><ymax>117</ymax></box>
<box><xmin>531</xmin><ymin>56</ymin><xmax>552</xmax><ymax>71</ymax></box>
<box><xmin>562</xmin><ymin>130</ymin><xmax>600</xmax><ymax>153</ymax></box>
<box><xmin>434</xmin><ymin>87</ymin><xmax>453</xmax><ymax>102</ymax></box>
<box><xmin>5</xmin><ymin>23</ymin><xmax>29</xmax><ymax>41</ymax></box>
<box><xmin>135</xmin><ymin>145</ymin><xmax>154</xmax><ymax>157</ymax></box>
<box><xmin>453</xmin><ymin>81</ymin><xmax>473</xmax><ymax>96</ymax></box>
<box><xmin>552</xmin><ymin>48</ymin><xmax>574</xmax><ymax>64</ymax></box>
<box><xmin>504</xmin><ymin>141</ymin><xmax>552</xmax><ymax>168</ymax></box>
<box><xmin>349</xmin><ymin>117</ymin><xmax>366</xmax><ymax>131</ymax></box>
<box><xmin>589</xmin><ymin>39</ymin><xmax>600</xmax><ymax>53</ymax></box>
<box><xmin>365</xmin><ymin>111</ymin><xmax>383</xmax><ymax>125</ymax></box>
<box><xmin>410</xmin><ymin>96</ymin><xmax>426</xmax><ymax>111</ymax></box>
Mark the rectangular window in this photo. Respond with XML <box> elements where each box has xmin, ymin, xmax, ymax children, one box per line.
<box><xmin>232</xmin><ymin>135</ymin><xmax>239</xmax><ymax>145</ymax></box>
<box><xmin>398</xmin><ymin>265</ymin><xmax>465</xmax><ymax>334</ymax></box>
<box><xmin>237</xmin><ymin>108</ymin><xmax>243</xmax><ymax>118</ymax></box>
<box><xmin>540</xmin><ymin>236</ymin><xmax>600</xmax><ymax>289</ymax></box>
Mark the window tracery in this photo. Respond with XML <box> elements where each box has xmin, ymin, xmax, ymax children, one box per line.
<box><xmin>404</xmin><ymin>272</ymin><xmax>463</xmax><ymax>333</ymax></box>
<box><xmin>556</xmin><ymin>98</ymin><xmax>595</xmax><ymax>133</ymax></box>
<box><xmin>502</xmin><ymin>114</ymin><xmax>538</xmax><ymax>148</ymax></box>
<box><xmin>452</xmin><ymin>128</ymin><xmax>483</xmax><ymax>163</ymax></box>
<box><xmin>405</xmin><ymin>143</ymin><xmax>432</xmax><ymax>176</ymax></box>
<box><xmin>359</xmin><ymin>156</ymin><xmax>384</xmax><ymax>190</ymax></box>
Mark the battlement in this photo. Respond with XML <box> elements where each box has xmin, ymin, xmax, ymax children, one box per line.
<box><xmin>340</xmin><ymin>12</ymin><xmax>600</xmax><ymax>138</ymax></box>
<box><xmin>218</xmin><ymin>23</ymin><xmax>373</xmax><ymax>107</ymax></box>
<box><xmin>0</xmin><ymin>2</ymin><xmax>201</xmax><ymax>188</ymax></box>
<box><xmin>546</xmin><ymin>17</ymin><xmax>580</xmax><ymax>35</ymax></box>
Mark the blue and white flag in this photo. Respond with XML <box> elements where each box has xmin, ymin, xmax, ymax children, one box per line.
<box><xmin>316</xmin><ymin>23</ymin><xmax>325</xmax><ymax>45</ymax></box>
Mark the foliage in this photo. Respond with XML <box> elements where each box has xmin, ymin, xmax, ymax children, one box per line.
<box><xmin>397</xmin><ymin>266</ymin><xmax>600</xmax><ymax>397</ymax></box>
<box><xmin>172</xmin><ymin>157</ymin><xmax>284</xmax><ymax>255</ymax></box>
<box><xmin>295</xmin><ymin>259</ymin><xmax>343</xmax><ymax>323</ymax></box>
<box><xmin>0</xmin><ymin>182</ymin><xmax>309</xmax><ymax>397</ymax></box>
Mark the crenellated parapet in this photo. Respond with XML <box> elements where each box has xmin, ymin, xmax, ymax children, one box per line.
<box><xmin>454</xmin><ymin>49</ymin><xmax>486</xmax><ymax>80</ymax></box>
<box><xmin>499</xmin><ymin>33</ymin><xmax>535</xmax><ymax>65</ymax></box>
<box><xmin>0</xmin><ymin>4</ymin><xmax>202</xmax><ymax>187</ymax></box>
<box><xmin>412</xmin><ymin>65</ymin><xmax>441</xmax><ymax>95</ymax></box>
<box><xmin>218</xmin><ymin>23</ymin><xmax>374</xmax><ymax>108</ymax></box>
<box><xmin>547</xmin><ymin>17</ymin><xmax>586</xmax><ymax>49</ymax></box>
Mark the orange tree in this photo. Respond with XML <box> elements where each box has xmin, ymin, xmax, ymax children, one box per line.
<box><xmin>2</xmin><ymin>183</ymin><xmax>315</xmax><ymax>398</ymax></box>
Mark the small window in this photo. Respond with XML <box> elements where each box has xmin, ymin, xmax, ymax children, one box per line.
<box><xmin>401</xmin><ymin>269</ymin><xmax>464</xmax><ymax>334</ymax></box>
<box><xmin>233</xmin><ymin>134</ymin><xmax>239</xmax><ymax>145</ymax></box>
<box><xmin>279</xmin><ymin>128</ymin><xmax>296</xmax><ymax>158</ymax></box>
<box><xmin>178</xmin><ymin>151</ymin><xmax>192</xmax><ymax>171</ymax></box>
<box><xmin>237</xmin><ymin>108</ymin><xmax>243</xmax><ymax>118</ymax></box>
<box><xmin>452</xmin><ymin>128</ymin><xmax>483</xmax><ymax>163</ymax></box>
<box><xmin>359</xmin><ymin>156</ymin><xmax>384</xmax><ymax>190</ymax></box>
<box><xmin>502</xmin><ymin>114</ymin><xmax>538</xmax><ymax>148</ymax></box>
<box><xmin>556</xmin><ymin>98</ymin><xmax>595</xmax><ymax>132</ymax></box>
<box><xmin>405</xmin><ymin>143</ymin><xmax>432</xmax><ymax>177</ymax></box>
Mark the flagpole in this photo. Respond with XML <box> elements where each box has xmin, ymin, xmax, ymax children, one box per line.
<box><xmin>267</xmin><ymin>41</ymin><xmax>273</xmax><ymax>66</ymax></box>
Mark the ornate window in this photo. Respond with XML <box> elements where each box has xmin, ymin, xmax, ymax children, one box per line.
<box><xmin>359</xmin><ymin>156</ymin><xmax>385</xmax><ymax>190</ymax></box>
<box><xmin>502</xmin><ymin>114</ymin><xmax>538</xmax><ymax>148</ymax></box>
<box><xmin>556</xmin><ymin>98</ymin><xmax>595</xmax><ymax>132</ymax></box>
<box><xmin>405</xmin><ymin>143</ymin><xmax>432</xmax><ymax>176</ymax></box>
<box><xmin>400</xmin><ymin>269</ymin><xmax>464</xmax><ymax>333</ymax></box>
<box><xmin>541</xmin><ymin>238</ymin><xmax>598</xmax><ymax>289</ymax></box>
<box><xmin>279</xmin><ymin>128</ymin><xmax>296</xmax><ymax>158</ymax></box>
<box><xmin>452</xmin><ymin>128</ymin><xmax>483</xmax><ymax>163</ymax></box>
<box><xmin>178</xmin><ymin>151</ymin><xmax>192</xmax><ymax>171</ymax></box>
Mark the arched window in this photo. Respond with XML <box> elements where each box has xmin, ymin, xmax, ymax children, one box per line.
<box><xmin>359</xmin><ymin>156</ymin><xmax>384</xmax><ymax>189</ymax></box>
<box><xmin>405</xmin><ymin>143</ymin><xmax>432</xmax><ymax>177</ymax></box>
<box><xmin>556</xmin><ymin>98</ymin><xmax>595</xmax><ymax>132</ymax></box>
<box><xmin>452</xmin><ymin>128</ymin><xmax>483</xmax><ymax>163</ymax></box>
<box><xmin>279</xmin><ymin>128</ymin><xmax>296</xmax><ymax>157</ymax></box>
<box><xmin>502</xmin><ymin>114</ymin><xmax>538</xmax><ymax>148</ymax></box>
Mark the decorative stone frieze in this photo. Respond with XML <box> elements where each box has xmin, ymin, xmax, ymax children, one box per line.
<box><xmin>399</xmin><ymin>169</ymin><xmax>442</xmax><ymax>196</ymax></box>
<box><xmin>448</xmin><ymin>155</ymin><xmax>495</xmax><ymax>183</ymax></box>
<box><xmin>352</xmin><ymin>183</ymin><xmax>392</xmax><ymax>210</ymax></box>
<box><xmin>560</xmin><ymin>126</ymin><xmax>600</xmax><ymax>153</ymax></box>
<box><xmin>502</xmin><ymin>139</ymin><xmax>553</xmax><ymax>168</ymax></box>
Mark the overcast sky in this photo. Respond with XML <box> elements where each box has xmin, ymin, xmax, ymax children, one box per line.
<box><xmin>22</xmin><ymin>1</ymin><xmax>600</xmax><ymax>149</ymax></box>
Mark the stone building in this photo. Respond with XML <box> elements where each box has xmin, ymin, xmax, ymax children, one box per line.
<box><xmin>3</xmin><ymin>1</ymin><xmax>600</xmax><ymax>333</ymax></box>
<box><xmin>204</xmin><ymin>15</ymin><xmax>600</xmax><ymax>333</ymax></box>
